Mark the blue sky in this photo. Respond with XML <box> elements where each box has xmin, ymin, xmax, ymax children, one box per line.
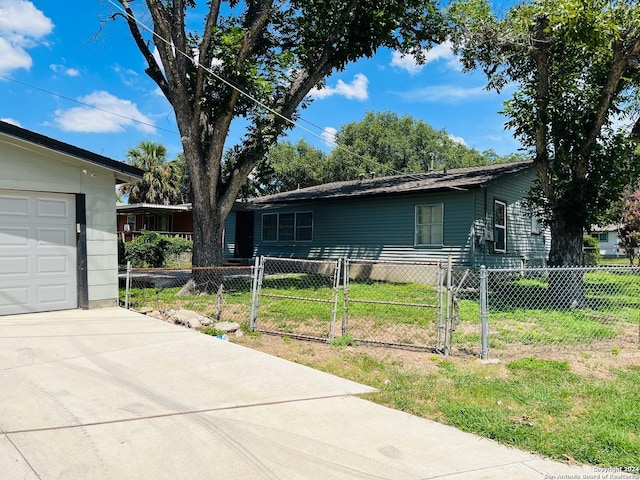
<box><xmin>0</xmin><ymin>0</ymin><xmax>522</xmax><ymax>164</ymax></box>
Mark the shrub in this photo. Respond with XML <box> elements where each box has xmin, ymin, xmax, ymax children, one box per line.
<box><xmin>125</xmin><ymin>231</ymin><xmax>192</xmax><ymax>267</ymax></box>
<box><xmin>583</xmin><ymin>236</ymin><xmax>601</xmax><ymax>266</ymax></box>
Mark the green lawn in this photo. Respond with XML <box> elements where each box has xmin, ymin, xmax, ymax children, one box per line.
<box><xmin>252</xmin><ymin>341</ymin><xmax>640</xmax><ymax>468</ymax></box>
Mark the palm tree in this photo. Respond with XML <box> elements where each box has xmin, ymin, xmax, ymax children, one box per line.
<box><xmin>119</xmin><ymin>141</ymin><xmax>183</xmax><ymax>205</ymax></box>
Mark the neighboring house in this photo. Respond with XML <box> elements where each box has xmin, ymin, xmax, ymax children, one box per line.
<box><xmin>116</xmin><ymin>203</ymin><xmax>194</xmax><ymax>242</ymax></box>
<box><xmin>241</xmin><ymin>160</ymin><xmax>550</xmax><ymax>269</ymax></box>
<box><xmin>589</xmin><ymin>225</ymin><xmax>623</xmax><ymax>257</ymax></box>
<box><xmin>0</xmin><ymin>121</ymin><xmax>143</xmax><ymax>315</ymax></box>
<box><xmin>116</xmin><ymin>201</ymin><xmax>244</xmax><ymax>261</ymax></box>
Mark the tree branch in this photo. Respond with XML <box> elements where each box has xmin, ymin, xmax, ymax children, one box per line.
<box><xmin>583</xmin><ymin>36</ymin><xmax>640</xmax><ymax>155</ymax></box>
<box><xmin>117</xmin><ymin>1</ymin><xmax>171</xmax><ymax>100</ymax></box>
<box><xmin>530</xmin><ymin>14</ymin><xmax>552</xmax><ymax>197</ymax></box>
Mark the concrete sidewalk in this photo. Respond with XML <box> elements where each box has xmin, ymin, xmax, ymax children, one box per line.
<box><xmin>0</xmin><ymin>308</ymin><xmax>618</xmax><ymax>479</ymax></box>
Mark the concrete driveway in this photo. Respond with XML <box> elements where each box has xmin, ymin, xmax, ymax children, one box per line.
<box><xmin>0</xmin><ymin>308</ymin><xmax>611</xmax><ymax>479</ymax></box>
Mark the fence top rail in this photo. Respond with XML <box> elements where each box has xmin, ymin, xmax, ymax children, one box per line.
<box><xmin>127</xmin><ymin>266</ymin><xmax>252</xmax><ymax>272</ymax></box>
<box><xmin>262</xmin><ymin>256</ymin><xmax>338</xmax><ymax>265</ymax></box>
<box><xmin>346</xmin><ymin>259</ymin><xmax>442</xmax><ymax>266</ymax></box>
<box><xmin>484</xmin><ymin>265</ymin><xmax>640</xmax><ymax>273</ymax></box>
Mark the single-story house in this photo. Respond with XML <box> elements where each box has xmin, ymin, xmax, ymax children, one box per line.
<box><xmin>589</xmin><ymin>225</ymin><xmax>623</xmax><ymax>257</ymax></box>
<box><xmin>0</xmin><ymin>120</ymin><xmax>143</xmax><ymax>315</ymax></box>
<box><xmin>116</xmin><ymin>203</ymin><xmax>194</xmax><ymax>242</ymax></box>
<box><xmin>240</xmin><ymin>160</ymin><xmax>550</xmax><ymax>269</ymax></box>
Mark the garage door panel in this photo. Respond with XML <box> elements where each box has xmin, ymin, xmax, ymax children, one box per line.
<box><xmin>0</xmin><ymin>227</ymin><xmax>29</xmax><ymax>246</ymax></box>
<box><xmin>0</xmin><ymin>190</ymin><xmax>77</xmax><ymax>315</ymax></box>
<box><xmin>37</xmin><ymin>198</ymin><xmax>70</xmax><ymax>219</ymax></box>
<box><xmin>37</xmin><ymin>283</ymin><xmax>72</xmax><ymax>305</ymax></box>
<box><xmin>0</xmin><ymin>256</ymin><xmax>29</xmax><ymax>275</ymax></box>
<box><xmin>0</xmin><ymin>195</ymin><xmax>29</xmax><ymax>216</ymax></box>
<box><xmin>37</xmin><ymin>227</ymin><xmax>71</xmax><ymax>245</ymax></box>
<box><xmin>0</xmin><ymin>286</ymin><xmax>29</xmax><ymax>308</ymax></box>
<box><xmin>37</xmin><ymin>255</ymin><xmax>72</xmax><ymax>274</ymax></box>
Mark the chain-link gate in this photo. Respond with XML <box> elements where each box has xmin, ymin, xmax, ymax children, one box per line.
<box><xmin>250</xmin><ymin>256</ymin><xmax>460</xmax><ymax>351</ymax></box>
<box><xmin>249</xmin><ymin>257</ymin><xmax>342</xmax><ymax>341</ymax></box>
<box><xmin>342</xmin><ymin>259</ymin><xmax>444</xmax><ymax>350</ymax></box>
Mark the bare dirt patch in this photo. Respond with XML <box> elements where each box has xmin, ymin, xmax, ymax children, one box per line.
<box><xmin>232</xmin><ymin>328</ymin><xmax>640</xmax><ymax>380</ymax></box>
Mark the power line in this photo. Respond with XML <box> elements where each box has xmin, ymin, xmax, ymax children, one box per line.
<box><xmin>102</xmin><ymin>0</ymin><xmax>422</xmax><ymax>179</ymax></box>
<box><xmin>0</xmin><ymin>73</ymin><xmax>178</xmax><ymax>135</ymax></box>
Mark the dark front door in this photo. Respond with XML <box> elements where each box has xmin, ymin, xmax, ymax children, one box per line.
<box><xmin>235</xmin><ymin>211</ymin><xmax>254</xmax><ymax>258</ymax></box>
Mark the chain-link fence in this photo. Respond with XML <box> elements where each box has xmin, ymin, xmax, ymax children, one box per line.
<box><xmin>121</xmin><ymin>265</ymin><xmax>253</xmax><ymax>326</ymax></box>
<box><xmin>465</xmin><ymin>266</ymin><xmax>640</xmax><ymax>360</ymax></box>
<box><xmin>120</xmin><ymin>261</ymin><xmax>640</xmax><ymax>360</ymax></box>
<box><xmin>250</xmin><ymin>257</ymin><xmax>450</xmax><ymax>350</ymax></box>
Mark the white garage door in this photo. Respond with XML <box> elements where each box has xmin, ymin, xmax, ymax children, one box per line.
<box><xmin>0</xmin><ymin>190</ymin><xmax>77</xmax><ymax>315</ymax></box>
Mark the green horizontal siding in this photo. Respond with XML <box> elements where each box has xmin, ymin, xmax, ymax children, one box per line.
<box><xmin>237</xmin><ymin>168</ymin><xmax>549</xmax><ymax>269</ymax></box>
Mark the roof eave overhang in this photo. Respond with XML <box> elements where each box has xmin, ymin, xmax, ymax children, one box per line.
<box><xmin>0</xmin><ymin>122</ymin><xmax>144</xmax><ymax>183</ymax></box>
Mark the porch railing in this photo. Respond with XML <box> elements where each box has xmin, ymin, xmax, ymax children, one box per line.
<box><xmin>119</xmin><ymin>230</ymin><xmax>193</xmax><ymax>242</ymax></box>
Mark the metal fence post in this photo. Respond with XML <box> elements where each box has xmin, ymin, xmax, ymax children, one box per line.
<box><xmin>329</xmin><ymin>258</ymin><xmax>342</xmax><ymax>340</ymax></box>
<box><xmin>479</xmin><ymin>265</ymin><xmax>489</xmax><ymax>360</ymax></box>
<box><xmin>444</xmin><ymin>256</ymin><xmax>453</xmax><ymax>356</ymax></box>
<box><xmin>249</xmin><ymin>256</ymin><xmax>263</xmax><ymax>331</ymax></box>
<box><xmin>436</xmin><ymin>261</ymin><xmax>444</xmax><ymax>351</ymax></box>
<box><xmin>342</xmin><ymin>258</ymin><xmax>349</xmax><ymax>336</ymax></box>
<box><xmin>125</xmin><ymin>261</ymin><xmax>131</xmax><ymax>310</ymax></box>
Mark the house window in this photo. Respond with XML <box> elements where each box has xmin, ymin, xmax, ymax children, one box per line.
<box><xmin>262</xmin><ymin>212</ymin><xmax>313</xmax><ymax>242</ymax></box>
<box><xmin>415</xmin><ymin>204</ymin><xmax>443</xmax><ymax>246</ymax></box>
<box><xmin>494</xmin><ymin>200</ymin><xmax>507</xmax><ymax>252</ymax></box>
<box><xmin>295</xmin><ymin>212</ymin><xmax>313</xmax><ymax>241</ymax></box>
<box><xmin>125</xmin><ymin>215</ymin><xmax>136</xmax><ymax>231</ymax></box>
<box><xmin>262</xmin><ymin>214</ymin><xmax>278</xmax><ymax>241</ymax></box>
<box><xmin>597</xmin><ymin>232</ymin><xmax>608</xmax><ymax>243</ymax></box>
<box><xmin>531</xmin><ymin>215</ymin><xmax>542</xmax><ymax>235</ymax></box>
<box><xmin>143</xmin><ymin>214</ymin><xmax>156</xmax><ymax>231</ymax></box>
<box><xmin>158</xmin><ymin>214</ymin><xmax>172</xmax><ymax>232</ymax></box>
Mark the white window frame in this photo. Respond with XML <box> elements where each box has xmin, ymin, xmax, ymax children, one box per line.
<box><xmin>531</xmin><ymin>215</ymin><xmax>542</xmax><ymax>235</ymax></box>
<box><xmin>494</xmin><ymin>200</ymin><xmax>507</xmax><ymax>252</ymax></box>
<box><xmin>261</xmin><ymin>211</ymin><xmax>313</xmax><ymax>242</ymax></box>
<box><xmin>597</xmin><ymin>232</ymin><xmax>608</xmax><ymax>243</ymax></box>
<box><xmin>415</xmin><ymin>204</ymin><xmax>444</xmax><ymax>246</ymax></box>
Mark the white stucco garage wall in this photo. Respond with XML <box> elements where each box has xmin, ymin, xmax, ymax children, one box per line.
<box><xmin>0</xmin><ymin>130</ymin><xmax>134</xmax><ymax>309</ymax></box>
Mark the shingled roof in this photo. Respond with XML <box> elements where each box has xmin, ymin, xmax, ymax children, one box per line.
<box><xmin>251</xmin><ymin>160</ymin><xmax>534</xmax><ymax>205</ymax></box>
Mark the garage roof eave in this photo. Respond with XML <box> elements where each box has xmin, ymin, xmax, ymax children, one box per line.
<box><xmin>0</xmin><ymin>120</ymin><xmax>144</xmax><ymax>182</ymax></box>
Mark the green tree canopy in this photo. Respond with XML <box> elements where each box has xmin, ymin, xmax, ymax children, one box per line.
<box><xmin>115</xmin><ymin>0</ymin><xmax>446</xmax><ymax>267</ymax></box>
<box><xmin>619</xmin><ymin>189</ymin><xmax>640</xmax><ymax>265</ymax></box>
<box><xmin>119</xmin><ymin>141</ymin><xmax>183</xmax><ymax>205</ymax></box>
<box><xmin>252</xmin><ymin>111</ymin><xmax>523</xmax><ymax>195</ymax></box>
<box><xmin>448</xmin><ymin>0</ymin><xmax>640</xmax><ymax>268</ymax></box>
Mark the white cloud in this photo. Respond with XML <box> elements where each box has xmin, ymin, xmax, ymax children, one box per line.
<box><xmin>309</xmin><ymin>73</ymin><xmax>369</xmax><ymax>101</ymax></box>
<box><xmin>54</xmin><ymin>91</ymin><xmax>156</xmax><ymax>134</ymax></box>
<box><xmin>50</xmin><ymin>64</ymin><xmax>80</xmax><ymax>77</ymax></box>
<box><xmin>0</xmin><ymin>37</ymin><xmax>32</xmax><ymax>73</ymax></box>
<box><xmin>0</xmin><ymin>117</ymin><xmax>22</xmax><ymax>127</ymax></box>
<box><xmin>448</xmin><ymin>134</ymin><xmax>467</xmax><ymax>146</ymax></box>
<box><xmin>321</xmin><ymin>127</ymin><xmax>337</xmax><ymax>147</ymax></box>
<box><xmin>399</xmin><ymin>85</ymin><xmax>489</xmax><ymax>103</ymax></box>
<box><xmin>391</xmin><ymin>41</ymin><xmax>460</xmax><ymax>75</ymax></box>
<box><xmin>0</xmin><ymin>0</ymin><xmax>53</xmax><ymax>74</ymax></box>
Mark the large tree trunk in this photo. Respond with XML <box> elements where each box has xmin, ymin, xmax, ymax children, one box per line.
<box><xmin>192</xmin><ymin>203</ymin><xmax>225</xmax><ymax>267</ymax></box>
<box><xmin>181</xmin><ymin>162</ymin><xmax>230</xmax><ymax>294</ymax></box>
<box><xmin>547</xmin><ymin>217</ymin><xmax>586</xmax><ymax>308</ymax></box>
